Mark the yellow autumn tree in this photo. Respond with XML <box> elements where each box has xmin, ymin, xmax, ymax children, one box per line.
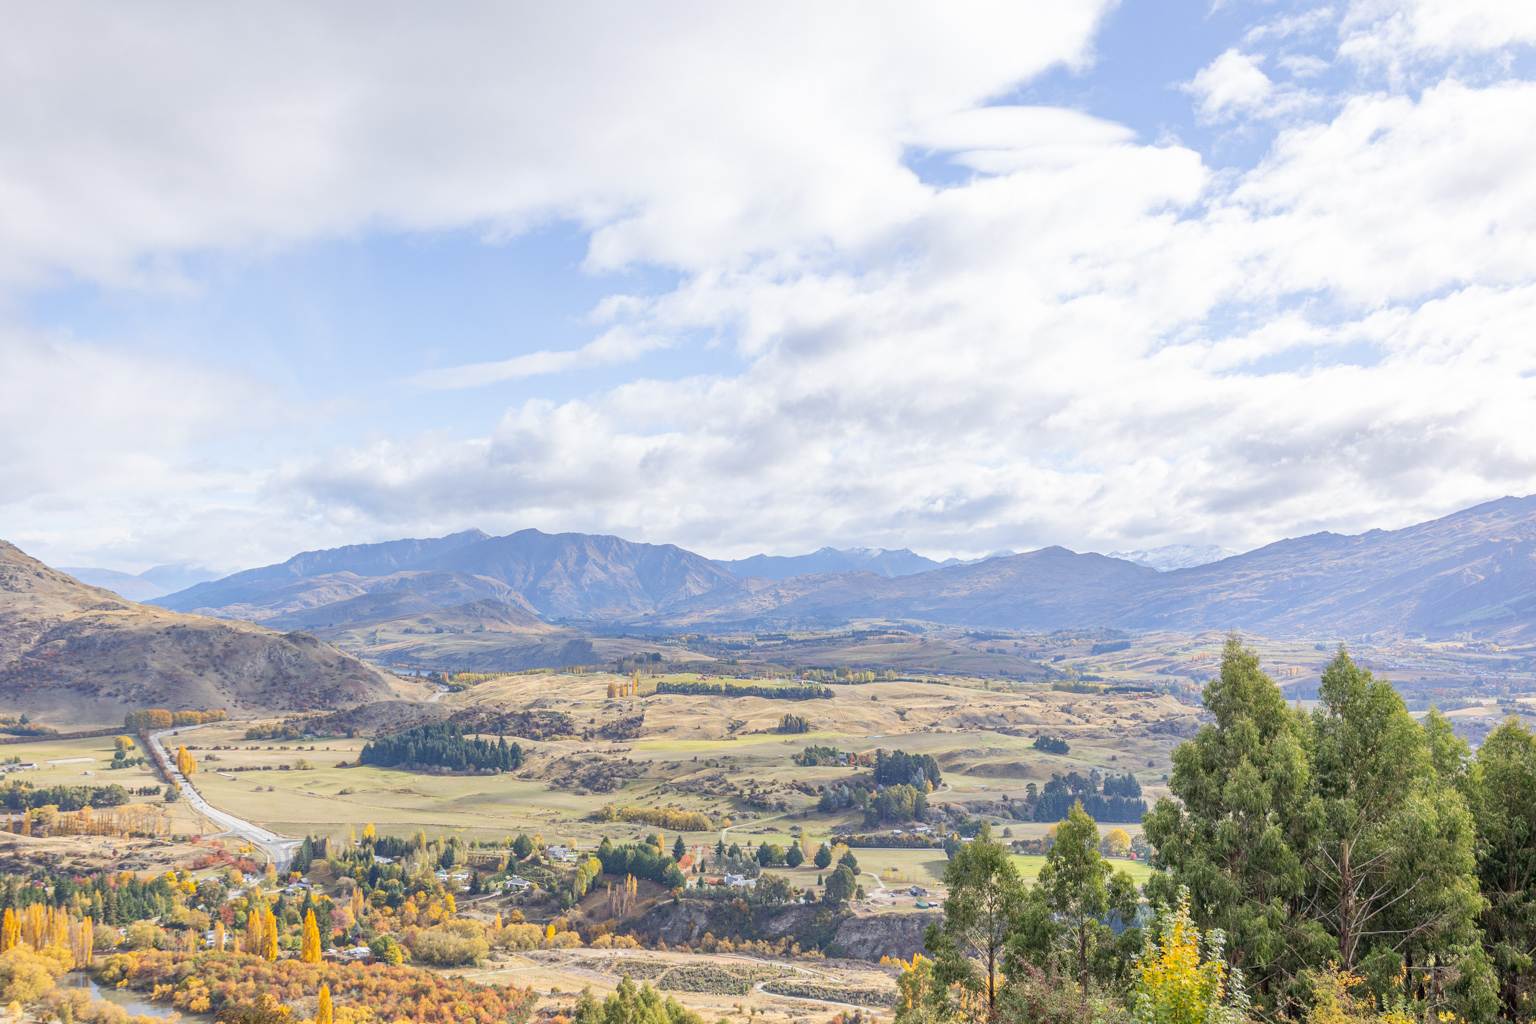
<box><xmin>175</xmin><ymin>745</ymin><xmax>196</xmax><ymax>776</ymax></box>
<box><xmin>0</xmin><ymin>908</ymin><xmax>18</xmax><ymax>952</ymax></box>
<box><xmin>245</xmin><ymin>899</ymin><xmax>279</xmax><ymax>961</ymax></box>
<box><xmin>301</xmin><ymin>908</ymin><xmax>322</xmax><ymax>963</ymax></box>
<box><xmin>1131</xmin><ymin>887</ymin><xmax>1247</xmax><ymax>1024</ymax></box>
<box><xmin>1104</xmin><ymin>827</ymin><xmax>1133</xmax><ymax>858</ymax></box>
<box><xmin>262</xmin><ymin>905</ymin><xmax>279</xmax><ymax>961</ymax></box>
<box><xmin>1305</xmin><ymin>965</ymin><xmax>1417</xmax><ymax>1024</ymax></box>
<box><xmin>315</xmin><ymin>984</ymin><xmax>334</xmax><ymax>1024</ymax></box>
<box><xmin>71</xmin><ymin>916</ymin><xmax>93</xmax><ymax>968</ymax></box>
<box><xmin>895</xmin><ymin>953</ymin><xmax>939</xmax><ymax>1016</ymax></box>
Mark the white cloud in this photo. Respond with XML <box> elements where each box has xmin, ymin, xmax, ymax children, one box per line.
<box><xmin>3</xmin><ymin>3</ymin><xmax>1536</xmax><ymax>571</ymax></box>
<box><xmin>1342</xmin><ymin>0</ymin><xmax>1536</xmax><ymax>63</ymax></box>
<box><xmin>1229</xmin><ymin>79</ymin><xmax>1536</xmax><ymax>305</ymax></box>
<box><xmin>0</xmin><ymin>330</ymin><xmax>276</xmax><ymax>568</ymax></box>
<box><xmin>1185</xmin><ymin>50</ymin><xmax>1276</xmax><ymax>120</ymax></box>
<box><xmin>1244</xmin><ymin>7</ymin><xmax>1338</xmax><ymax>45</ymax></box>
<box><xmin>0</xmin><ymin>3</ymin><xmax>1111</xmax><ymax>290</ymax></box>
<box><xmin>413</xmin><ymin>329</ymin><xmax>668</xmax><ymax>390</ymax></box>
<box><xmin>277</xmin><ymin>74</ymin><xmax>1536</xmax><ymax>560</ymax></box>
<box><xmin>1276</xmin><ymin>54</ymin><xmax>1331</xmax><ymax>78</ymax></box>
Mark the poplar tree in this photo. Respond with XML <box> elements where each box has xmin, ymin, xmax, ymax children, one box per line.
<box><xmin>301</xmin><ymin>908</ymin><xmax>322</xmax><ymax>963</ymax></box>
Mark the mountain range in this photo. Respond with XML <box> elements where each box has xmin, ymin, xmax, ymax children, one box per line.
<box><xmin>148</xmin><ymin>495</ymin><xmax>1536</xmax><ymax>646</ymax></box>
<box><xmin>0</xmin><ymin>541</ymin><xmax>399</xmax><ymax>724</ymax></box>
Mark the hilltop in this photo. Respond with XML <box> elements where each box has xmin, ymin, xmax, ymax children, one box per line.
<box><xmin>0</xmin><ymin>540</ymin><xmax>404</xmax><ymax>725</ymax></box>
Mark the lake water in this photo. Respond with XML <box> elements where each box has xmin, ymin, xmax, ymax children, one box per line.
<box><xmin>66</xmin><ymin>973</ymin><xmax>213</xmax><ymax>1022</ymax></box>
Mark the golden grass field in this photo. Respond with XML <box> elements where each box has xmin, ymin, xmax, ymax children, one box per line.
<box><xmin>129</xmin><ymin>670</ymin><xmax>1179</xmax><ymax>908</ymax></box>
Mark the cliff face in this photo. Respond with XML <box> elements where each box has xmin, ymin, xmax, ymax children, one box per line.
<box><xmin>829</xmin><ymin>910</ymin><xmax>940</xmax><ymax>960</ymax></box>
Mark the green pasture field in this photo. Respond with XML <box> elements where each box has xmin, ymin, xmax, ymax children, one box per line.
<box><xmin>0</xmin><ymin>733</ymin><xmax>209</xmax><ymax>833</ymax></box>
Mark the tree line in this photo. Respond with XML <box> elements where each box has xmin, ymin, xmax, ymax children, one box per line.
<box><xmin>654</xmin><ymin>680</ymin><xmax>834</xmax><ymax>700</ymax></box>
<box><xmin>1028</xmin><ymin>771</ymin><xmax>1145</xmax><ymax>823</ymax></box>
<box><xmin>123</xmin><ymin>708</ymin><xmax>227</xmax><ymax>731</ymax></box>
<box><xmin>357</xmin><ymin>722</ymin><xmax>522</xmax><ymax>773</ymax></box>
<box><xmin>875</xmin><ymin>749</ymin><xmax>943</xmax><ymax>788</ymax></box>
<box><xmin>0</xmin><ymin>781</ymin><xmax>133</xmax><ymax>812</ymax></box>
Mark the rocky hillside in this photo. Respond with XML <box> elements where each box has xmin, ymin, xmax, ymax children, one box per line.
<box><xmin>0</xmin><ymin>541</ymin><xmax>400</xmax><ymax>725</ymax></box>
<box><xmin>158</xmin><ymin>528</ymin><xmax>743</xmax><ymax>627</ymax></box>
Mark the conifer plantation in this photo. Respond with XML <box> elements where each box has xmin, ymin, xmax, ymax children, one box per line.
<box><xmin>357</xmin><ymin>722</ymin><xmax>522</xmax><ymax>773</ymax></box>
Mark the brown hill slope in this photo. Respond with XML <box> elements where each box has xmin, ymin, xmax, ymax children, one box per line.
<box><xmin>0</xmin><ymin>540</ymin><xmax>400</xmax><ymax>725</ymax></box>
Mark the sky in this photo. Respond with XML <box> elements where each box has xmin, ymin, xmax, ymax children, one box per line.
<box><xmin>4</xmin><ymin>0</ymin><xmax>1536</xmax><ymax>573</ymax></box>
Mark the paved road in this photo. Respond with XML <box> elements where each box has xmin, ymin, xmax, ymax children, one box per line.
<box><xmin>148</xmin><ymin>726</ymin><xmax>301</xmax><ymax>871</ymax></box>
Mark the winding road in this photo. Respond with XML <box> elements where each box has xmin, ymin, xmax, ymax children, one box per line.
<box><xmin>148</xmin><ymin>726</ymin><xmax>301</xmax><ymax>871</ymax></box>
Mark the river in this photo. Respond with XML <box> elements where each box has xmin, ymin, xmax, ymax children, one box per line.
<box><xmin>67</xmin><ymin>973</ymin><xmax>213</xmax><ymax>1022</ymax></box>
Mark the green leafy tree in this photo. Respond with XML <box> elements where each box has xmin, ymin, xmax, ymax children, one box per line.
<box><xmin>785</xmin><ymin>843</ymin><xmax>805</xmax><ymax>868</ymax></box>
<box><xmin>1465</xmin><ymin>718</ymin><xmax>1536</xmax><ymax>1019</ymax></box>
<box><xmin>1143</xmin><ymin>636</ymin><xmax>1326</xmax><ymax>1007</ymax></box>
<box><xmin>1146</xmin><ymin>640</ymin><xmax>1494</xmax><ymax>1019</ymax></box>
<box><xmin>1422</xmin><ymin>707</ymin><xmax>1471</xmax><ymax>785</ymax></box>
<box><xmin>925</xmin><ymin>826</ymin><xmax>1027</xmax><ymax>1022</ymax></box>
<box><xmin>814</xmin><ymin>843</ymin><xmax>833</xmax><ymax>869</ymax></box>
<box><xmin>672</xmin><ymin>834</ymin><xmax>686</xmax><ymax>861</ymax></box>
<box><xmin>1307</xmin><ymin>650</ymin><xmax>1490</xmax><ymax>1015</ymax></box>
<box><xmin>824</xmin><ymin>864</ymin><xmax>857</xmax><ymax>906</ymax></box>
<box><xmin>1012</xmin><ymin>800</ymin><xmax>1140</xmax><ymax>994</ymax></box>
<box><xmin>573</xmin><ymin>976</ymin><xmax>703</xmax><ymax>1024</ymax></box>
<box><xmin>368</xmin><ymin>934</ymin><xmax>405</xmax><ymax>965</ymax></box>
